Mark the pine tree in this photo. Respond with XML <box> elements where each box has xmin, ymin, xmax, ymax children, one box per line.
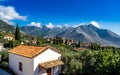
<box><xmin>15</xmin><ymin>24</ymin><xmax>21</xmax><ymax>41</ymax></box>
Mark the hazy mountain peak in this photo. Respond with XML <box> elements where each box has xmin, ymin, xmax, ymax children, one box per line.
<box><xmin>90</xmin><ymin>21</ymin><xmax>100</xmax><ymax>28</ymax></box>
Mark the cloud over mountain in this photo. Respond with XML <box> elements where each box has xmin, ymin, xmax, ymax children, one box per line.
<box><xmin>28</xmin><ymin>22</ymin><xmax>42</xmax><ymax>27</ymax></box>
<box><xmin>90</xmin><ymin>21</ymin><xmax>100</xmax><ymax>28</ymax></box>
<box><xmin>26</xmin><ymin>21</ymin><xmax>102</xmax><ymax>29</ymax></box>
<box><xmin>46</xmin><ymin>22</ymin><xmax>54</xmax><ymax>28</ymax></box>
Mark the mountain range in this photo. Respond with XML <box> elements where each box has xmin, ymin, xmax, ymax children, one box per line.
<box><xmin>20</xmin><ymin>24</ymin><xmax>120</xmax><ymax>47</ymax></box>
<box><xmin>0</xmin><ymin>19</ymin><xmax>120</xmax><ymax>47</ymax></box>
<box><xmin>20</xmin><ymin>25</ymin><xmax>73</xmax><ymax>37</ymax></box>
<box><xmin>58</xmin><ymin>24</ymin><xmax>120</xmax><ymax>47</ymax></box>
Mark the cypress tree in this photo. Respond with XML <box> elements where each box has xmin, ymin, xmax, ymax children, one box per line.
<box><xmin>15</xmin><ymin>24</ymin><xmax>21</xmax><ymax>41</ymax></box>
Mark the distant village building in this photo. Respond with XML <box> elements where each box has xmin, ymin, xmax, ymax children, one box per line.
<box><xmin>46</xmin><ymin>38</ymin><xmax>54</xmax><ymax>44</ymax></box>
<box><xmin>31</xmin><ymin>37</ymin><xmax>37</xmax><ymax>44</ymax></box>
<box><xmin>4</xmin><ymin>33</ymin><xmax>14</xmax><ymax>41</ymax></box>
<box><xmin>61</xmin><ymin>38</ymin><xmax>66</xmax><ymax>44</ymax></box>
<box><xmin>67</xmin><ymin>39</ymin><xmax>75</xmax><ymax>46</ymax></box>
<box><xmin>8</xmin><ymin>45</ymin><xmax>64</xmax><ymax>75</ymax></box>
<box><xmin>80</xmin><ymin>42</ymin><xmax>92</xmax><ymax>48</ymax></box>
<box><xmin>0</xmin><ymin>55</ymin><xmax>1</xmax><ymax>62</ymax></box>
<box><xmin>62</xmin><ymin>38</ymin><xmax>75</xmax><ymax>46</ymax></box>
<box><xmin>31</xmin><ymin>40</ymin><xmax>37</xmax><ymax>44</ymax></box>
<box><xmin>0</xmin><ymin>43</ymin><xmax>4</xmax><ymax>51</ymax></box>
<box><xmin>46</xmin><ymin>37</ymin><xmax>77</xmax><ymax>46</ymax></box>
<box><xmin>73</xmin><ymin>48</ymin><xmax>87</xmax><ymax>51</ymax></box>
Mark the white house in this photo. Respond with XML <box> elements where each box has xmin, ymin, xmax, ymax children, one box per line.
<box><xmin>4</xmin><ymin>34</ymin><xmax>14</xmax><ymax>41</ymax></box>
<box><xmin>8</xmin><ymin>45</ymin><xmax>64</xmax><ymax>75</ymax></box>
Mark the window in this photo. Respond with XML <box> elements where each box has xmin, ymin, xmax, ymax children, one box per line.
<box><xmin>19</xmin><ymin>62</ymin><xmax>22</xmax><ymax>71</ymax></box>
<box><xmin>58</xmin><ymin>56</ymin><xmax>61</xmax><ymax>60</ymax></box>
<box><xmin>53</xmin><ymin>66</ymin><xmax>59</xmax><ymax>75</ymax></box>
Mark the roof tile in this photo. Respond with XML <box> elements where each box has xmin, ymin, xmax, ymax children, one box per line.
<box><xmin>8</xmin><ymin>45</ymin><xmax>61</xmax><ymax>58</ymax></box>
<box><xmin>40</xmin><ymin>60</ymin><xmax>64</xmax><ymax>69</ymax></box>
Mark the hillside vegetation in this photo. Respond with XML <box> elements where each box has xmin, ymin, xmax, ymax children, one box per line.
<box><xmin>54</xmin><ymin>45</ymin><xmax>120</xmax><ymax>75</ymax></box>
<box><xmin>0</xmin><ymin>20</ymin><xmax>14</xmax><ymax>32</ymax></box>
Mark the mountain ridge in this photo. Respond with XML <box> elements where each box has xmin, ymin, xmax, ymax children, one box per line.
<box><xmin>0</xmin><ymin>20</ymin><xmax>15</xmax><ymax>32</ymax></box>
<box><xmin>0</xmin><ymin>19</ymin><xmax>119</xmax><ymax>47</ymax></box>
<box><xmin>20</xmin><ymin>24</ymin><xmax>120</xmax><ymax>47</ymax></box>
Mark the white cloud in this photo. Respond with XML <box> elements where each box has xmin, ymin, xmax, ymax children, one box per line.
<box><xmin>0</xmin><ymin>5</ymin><xmax>27</xmax><ymax>24</ymax></box>
<box><xmin>28</xmin><ymin>22</ymin><xmax>42</xmax><ymax>27</ymax></box>
<box><xmin>56</xmin><ymin>25</ymin><xmax>62</xmax><ymax>28</ymax></box>
<box><xmin>63</xmin><ymin>24</ymin><xmax>70</xmax><ymax>28</ymax></box>
<box><xmin>46</xmin><ymin>22</ymin><xmax>54</xmax><ymax>29</ymax></box>
<box><xmin>90</xmin><ymin>21</ymin><xmax>100</xmax><ymax>28</ymax></box>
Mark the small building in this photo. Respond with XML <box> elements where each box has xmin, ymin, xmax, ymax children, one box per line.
<box><xmin>0</xmin><ymin>55</ymin><xmax>1</xmax><ymax>62</ymax></box>
<box><xmin>31</xmin><ymin>40</ymin><xmax>37</xmax><ymax>44</ymax></box>
<box><xmin>80</xmin><ymin>42</ymin><xmax>92</xmax><ymax>48</ymax></box>
<box><xmin>0</xmin><ymin>43</ymin><xmax>4</xmax><ymax>51</ymax></box>
<box><xmin>31</xmin><ymin>37</ymin><xmax>37</xmax><ymax>44</ymax></box>
<box><xmin>62</xmin><ymin>38</ymin><xmax>75</xmax><ymax>46</ymax></box>
<box><xmin>4</xmin><ymin>34</ymin><xmax>14</xmax><ymax>41</ymax></box>
<box><xmin>8</xmin><ymin>45</ymin><xmax>64</xmax><ymax>75</ymax></box>
<box><xmin>46</xmin><ymin>38</ymin><xmax>54</xmax><ymax>44</ymax></box>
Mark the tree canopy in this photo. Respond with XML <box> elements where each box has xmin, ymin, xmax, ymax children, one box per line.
<box><xmin>15</xmin><ymin>24</ymin><xmax>21</xmax><ymax>41</ymax></box>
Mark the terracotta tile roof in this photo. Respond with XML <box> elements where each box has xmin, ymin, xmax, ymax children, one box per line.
<box><xmin>8</xmin><ymin>45</ymin><xmax>61</xmax><ymax>58</ymax></box>
<box><xmin>5</xmin><ymin>33</ymin><xmax>14</xmax><ymax>37</ymax></box>
<box><xmin>40</xmin><ymin>60</ymin><xmax>64</xmax><ymax>69</ymax></box>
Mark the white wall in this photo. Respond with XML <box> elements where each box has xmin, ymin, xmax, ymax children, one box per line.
<box><xmin>0</xmin><ymin>45</ymin><xmax>3</xmax><ymax>51</ymax></box>
<box><xmin>33</xmin><ymin>49</ymin><xmax>61</xmax><ymax>75</ymax></box>
<box><xmin>4</xmin><ymin>37</ymin><xmax>13</xmax><ymax>40</ymax></box>
<box><xmin>9</xmin><ymin>53</ymin><xmax>34</xmax><ymax>75</ymax></box>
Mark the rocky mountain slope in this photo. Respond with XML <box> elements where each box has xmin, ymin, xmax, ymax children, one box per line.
<box><xmin>20</xmin><ymin>26</ymin><xmax>72</xmax><ymax>37</ymax></box>
<box><xmin>2</xmin><ymin>20</ymin><xmax>117</xmax><ymax>47</ymax></box>
<box><xmin>0</xmin><ymin>20</ymin><xmax>14</xmax><ymax>32</ymax></box>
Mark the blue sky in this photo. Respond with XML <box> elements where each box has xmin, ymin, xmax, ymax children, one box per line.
<box><xmin>0</xmin><ymin>0</ymin><xmax>120</xmax><ymax>35</ymax></box>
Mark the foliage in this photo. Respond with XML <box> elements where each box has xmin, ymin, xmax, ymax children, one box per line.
<box><xmin>0</xmin><ymin>51</ymin><xmax>15</xmax><ymax>75</ymax></box>
<box><xmin>53</xmin><ymin>45</ymin><xmax>120</xmax><ymax>75</ymax></box>
<box><xmin>90</xmin><ymin>43</ymin><xmax>101</xmax><ymax>50</ymax></box>
<box><xmin>0</xmin><ymin>31</ymin><xmax>4</xmax><ymax>39</ymax></box>
<box><xmin>0</xmin><ymin>51</ymin><xmax>8</xmax><ymax>62</ymax></box>
<box><xmin>3</xmin><ymin>40</ymin><xmax>20</xmax><ymax>48</ymax></box>
<box><xmin>0</xmin><ymin>19</ymin><xmax>14</xmax><ymax>32</ymax></box>
<box><xmin>53</xmin><ymin>37</ymin><xmax>63</xmax><ymax>45</ymax></box>
<box><xmin>13</xmin><ymin>40</ymin><xmax>21</xmax><ymax>47</ymax></box>
<box><xmin>15</xmin><ymin>24</ymin><xmax>21</xmax><ymax>41</ymax></box>
<box><xmin>76</xmin><ymin>41</ymin><xmax>81</xmax><ymax>47</ymax></box>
